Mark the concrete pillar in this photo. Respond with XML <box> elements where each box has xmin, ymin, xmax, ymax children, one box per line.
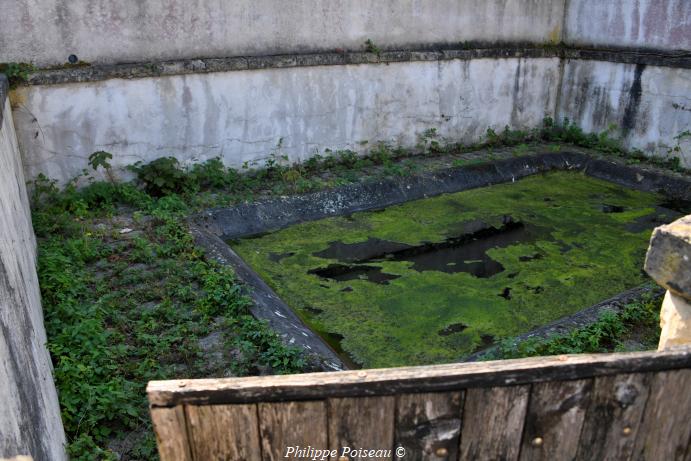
<box><xmin>644</xmin><ymin>215</ymin><xmax>691</xmax><ymax>350</ymax></box>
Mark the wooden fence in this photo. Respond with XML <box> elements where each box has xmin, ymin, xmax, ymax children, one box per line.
<box><xmin>148</xmin><ymin>347</ymin><xmax>691</xmax><ymax>460</ymax></box>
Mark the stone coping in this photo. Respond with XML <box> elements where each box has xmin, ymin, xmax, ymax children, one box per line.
<box><xmin>198</xmin><ymin>151</ymin><xmax>691</xmax><ymax>240</ymax></box>
<box><xmin>21</xmin><ymin>44</ymin><xmax>691</xmax><ymax>87</ymax></box>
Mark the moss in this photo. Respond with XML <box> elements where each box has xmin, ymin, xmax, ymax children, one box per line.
<box><xmin>233</xmin><ymin>171</ymin><xmax>683</xmax><ymax>368</ymax></box>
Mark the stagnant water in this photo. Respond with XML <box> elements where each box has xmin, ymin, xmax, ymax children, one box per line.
<box><xmin>232</xmin><ymin>171</ymin><xmax>686</xmax><ymax>368</ymax></box>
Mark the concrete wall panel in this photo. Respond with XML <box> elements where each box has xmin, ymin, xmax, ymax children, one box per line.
<box><xmin>0</xmin><ymin>0</ymin><xmax>565</xmax><ymax>67</ymax></box>
<box><xmin>12</xmin><ymin>58</ymin><xmax>561</xmax><ymax>184</ymax></box>
<box><xmin>565</xmin><ymin>0</ymin><xmax>691</xmax><ymax>51</ymax></box>
<box><xmin>557</xmin><ymin>59</ymin><xmax>691</xmax><ymax>167</ymax></box>
<box><xmin>0</xmin><ymin>79</ymin><xmax>67</xmax><ymax>460</ymax></box>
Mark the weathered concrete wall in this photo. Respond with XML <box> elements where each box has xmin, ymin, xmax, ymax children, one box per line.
<box><xmin>13</xmin><ymin>57</ymin><xmax>561</xmax><ymax>184</ymax></box>
<box><xmin>557</xmin><ymin>60</ymin><xmax>691</xmax><ymax>168</ymax></box>
<box><xmin>564</xmin><ymin>0</ymin><xmax>691</xmax><ymax>51</ymax></box>
<box><xmin>4</xmin><ymin>0</ymin><xmax>690</xmax><ymax>180</ymax></box>
<box><xmin>557</xmin><ymin>1</ymin><xmax>691</xmax><ymax>168</ymax></box>
<box><xmin>0</xmin><ymin>77</ymin><xmax>67</xmax><ymax>459</ymax></box>
<box><xmin>0</xmin><ymin>0</ymin><xmax>565</xmax><ymax>67</ymax></box>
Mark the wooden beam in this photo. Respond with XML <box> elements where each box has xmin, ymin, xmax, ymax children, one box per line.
<box><xmin>148</xmin><ymin>348</ymin><xmax>691</xmax><ymax>407</ymax></box>
<box><xmin>459</xmin><ymin>385</ymin><xmax>529</xmax><ymax>460</ymax></box>
<box><xmin>328</xmin><ymin>396</ymin><xmax>395</xmax><ymax>461</ymax></box>
<box><xmin>575</xmin><ymin>372</ymin><xmax>651</xmax><ymax>460</ymax></box>
<box><xmin>185</xmin><ymin>404</ymin><xmax>262</xmax><ymax>460</ymax></box>
<box><xmin>394</xmin><ymin>392</ymin><xmax>463</xmax><ymax>461</ymax></box>
<box><xmin>518</xmin><ymin>379</ymin><xmax>592</xmax><ymax>460</ymax></box>
<box><xmin>631</xmin><ymin>369</ymin><xmax>691</xmax><ymax>459</ymax></box>
<box><xmin>258</xmin><ymin>401</ymin><xmax>328</xmax><ymax>461</ymax></box>
<box><xmin>149</xmin><ymin>406</ymin><xmax>193</xmax><ymax>461</ymax></box>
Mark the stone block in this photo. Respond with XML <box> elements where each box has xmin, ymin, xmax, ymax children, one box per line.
<box><xmin>644</xmin><ymin>215</ymin><xmax>691</xmax><ymax>300</ymax></box>
<box><xmin>658</xmin><ymin>291</ymin><xmax>691</xmax><ymax>351</ymax></box>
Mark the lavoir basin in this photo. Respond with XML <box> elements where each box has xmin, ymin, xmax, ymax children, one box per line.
<box><xmin>228</xmin><ymin>169</ymin><xmax>686</xmax><ymax>368</ymax></box>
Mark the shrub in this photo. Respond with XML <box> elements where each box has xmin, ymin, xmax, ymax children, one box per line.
<box><xmin>128</xmin><ymin>157</ymin><xmax>189</xmax><ymax>196</ymax></box>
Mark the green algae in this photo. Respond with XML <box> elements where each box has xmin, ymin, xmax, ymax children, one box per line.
<box><xmin>232</xmin><ymin>171</ymin><xmax>683</xmax><ymax>368</ymax></box>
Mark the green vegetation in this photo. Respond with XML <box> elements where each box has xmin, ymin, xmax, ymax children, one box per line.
<box><xmin>0</xmin><ymin>62</ymin><xmax>35</xmax><ymax>88</ymax></box>
<box><xmin>364</xmin><ymin>39</ymin><xmax>382</xmax><ymax>55</ymax></box>
<box><xmin>32</xmin><ymin>119</ymin><xmax>687</xmax><ymax>458</ymax></box>
<box><xmin>233</xmin><ymin>172</ymin><xmax>680</xmax><ymax>368</ymax></box>
<box><xmin>500</xmin><ymin>118</ymin><xmax>689</xmax><ymax>173</ymax></box>
<box><xmin>483</xmin><ymin>292</ymin><xmax>661</xmax><ymax>360</ymax></box>
<box><xmin>33</xmin><ymin>174</ymin><xmax>306</xmax><ymax>459</ymax></box>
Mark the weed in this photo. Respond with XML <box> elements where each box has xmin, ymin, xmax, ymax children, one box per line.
<box><xmin>88</xmin><ymin>151</ymin><xmax>118</xmax><ymax>183</ymax></box>
<box><xmin>188</xmin><ymin>157</ymin><xmax>237</xmax><ymax>189</ymax></box>
<box><xmin>88</xmin><ymin>151</ymin><xmax>113</xmax><ymax>171</ymax></box>
<box><xmin>417</xmin><ymin>128</ymin><xmax>444</xmax><ymax>154</ymax></box>
<box><xmin>452</xmin><ymin>158</ymin><xmax>486</xmax><ymax>168</ymax></box>
<box><xmin>35</xmin><ymin>171</ymin><xmax>308</xmax><ymax>459</ymax></box>
<box><xmin>512</xmin><ymin>143</ymin><xmax>530</xmax><ymax>157</ymax></box>
<box><xmin>483</xmin><ymin>293</ymin><xmax>661</xmax><ymax>360</ymax></box>
<box><xmin>369</xmin><ymin>142</ymin><xmax>394</xmax><ymax>165</ymax></box>
<box><xmin>364</xmin><ymin>39</ymin><xmax>381</xmax><ymax>55</ymax></box>
<box><xmin>336</xmin><ymin>149</ymin><xmax>359</xmax><ymax>169</ymax></box>
<box><xmin>0</xmin><ymin>62</ymin><xmax>35</xmax><ymax>88</ymax></box>
<box><xmin>33</xmin><ymin>114</ymin><xmax>688</xmax><ymax>457</ymax></box>
<box><xmin>127</xmin><ymin>157</ymin><xmax>189</xmax><ymax>196</ymax></box>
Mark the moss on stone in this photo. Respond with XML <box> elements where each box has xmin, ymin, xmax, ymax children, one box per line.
<box><xmin>233</xmin><ymin>171</ymin><xmax>683</xmax><ymax>368</ymax></box>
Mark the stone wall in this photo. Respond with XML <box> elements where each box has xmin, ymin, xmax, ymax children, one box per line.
<box><xmin>0</xmin><ymin>76</ymin><xmax>66</xmax><ymax>460</ymax></box>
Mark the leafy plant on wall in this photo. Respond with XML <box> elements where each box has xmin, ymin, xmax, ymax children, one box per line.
<box><xmin>0</xmin><ymin>62</ymin><xmax>35</xmax><ymax>88</ymax></box>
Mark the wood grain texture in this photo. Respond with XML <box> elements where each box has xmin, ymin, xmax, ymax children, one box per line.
<box><xmin>328</xmin><ymin>396</ymin><xmax>395</xmax><ymax>460</ymax></box>
<box><xmin>632</xmin><ymin>368</ymin><xmax>691</xmax><ymax>460</ymax></box>
<box><xmin>150</xmin><ymin>406</ymin><xmax>192</xmax><ymax>461</ymax></box>
<box><xmin>185</xmin><ymin>404</ymin><xmax>261</xmax><ymax>461</ymax></box>
<box><xmin>519</xmin><ymin>379</ymin><xmax>592</xmax><ymax>461</ymax></box>
<box><xmin>258</xmin><ymin>401</ymin><xmax>328</xmax><ymax>461</ymax></box>
<box><xmin>147</xmin><ymin>348</ymin><xmax>691</xmax><ymax>407</ymax></box>
<box><xmin>459</xmin><ymin>385</ymin><xmax>529</xmax><ymax>460</ymax></box>
<box><xmin>394</xmin><ymin>392</ymin><xmax>463</xmax><ymax>461</ymax></box>
<box><xmin>575</xmin><ymin>373</ymin><xmax>651</xmax><ymax>460</ymax></box>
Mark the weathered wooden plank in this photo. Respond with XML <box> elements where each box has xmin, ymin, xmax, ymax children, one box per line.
<box><xmin>147</xmin><ymin>348</ymin><xmax>691</xmax><ymax>407</ymax></box>
<box><xmin>519</xmin><ymin>379</ymin><xmax>592</xmax><ymax>461</ymax></box>
<box><xmin>632</xmin><ymin>368</ymin><xmax>691</xmax><ymax>460</ymax></box>
<box><xmin>394</xmin><ymin>392</ymin><xmax>463</xmax><ymax>461</ymax></box>
<box><xmin>258</xmin><ymin>401</ymin><xmax>328</xmax><ymax>461</ymax></box>
<box><xmin>328</xmin><ymin>396</ymin><xmax>395</xmax><ymax>460</ymax></box>
<box><xmin>575</xmin><ymin>373</ymin><xmax>651</xmax><ymax>460</ymax></box>
<box><xmin>459</xmin><ymin>385</ymin><xmax>529</xmax><ymax>460</ymax></box>
<box><xmin>185</xmin><ymin>404</ymin><xmax>261</xmax><ymax>461</ymax></box>
<box><xmin>149</xmin><ymin>406</ymin><xmax>192</xmax><ymax>461</ymax></box>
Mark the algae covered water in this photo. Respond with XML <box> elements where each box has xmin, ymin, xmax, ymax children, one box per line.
<box><xmin>232</xmin><ymin>171</ymin><xmax>684</xmax><ymax>368</ymax></box>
